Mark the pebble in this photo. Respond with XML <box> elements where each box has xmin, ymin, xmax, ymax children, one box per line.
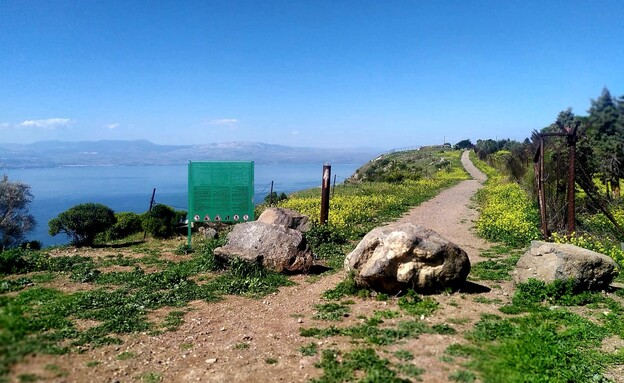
<box><xmin>205</xmin><ymin>358</ymin><xmax>218</xmax><ymax>364</ymax></box>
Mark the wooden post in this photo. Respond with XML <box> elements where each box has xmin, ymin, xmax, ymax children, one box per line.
<box><xmin>320</xmin><ymin>164</ymin><xmax>331</xmax><ymax>225</ymax></box>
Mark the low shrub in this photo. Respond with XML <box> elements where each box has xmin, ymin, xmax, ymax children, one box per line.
<box><xmin>49</xmin><ymin>203</ymin><xmax>116</xmax><ymax>247</ymax></box>
<box><xmin>104</xmin><ymin>212</ymin><xmax>143</xmax><ymax>241</ymax></box>
<box><xmin>142</xmin><ymin>204</ymin><xmax>186</xmax><ymax>239</ymax></box>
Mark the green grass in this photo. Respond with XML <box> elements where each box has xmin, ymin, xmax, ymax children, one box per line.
<box><xmin>311</xmin><ymin>348</ymin><xmax>414</xmax><ymax>383</ymax></box>
<box><xmin>0</xmin><ymin>240</ymin><xmax>294</xmax><ymax>380</ymax></box>
<box><xmin>300</xmin><ymin>342</ymin><xmax>319</xmax><ymax>356</ymax></box>
<box><xmin>313</xmin><ymin>303</ymin><xmax>351</xmax><ymax>321</ymax></box>
<box><xmin>116</xmin><ymin>351</ymin><xmax>136</xmax><ymax>360</ymax></box>
<box><xmin>455</xmin><ymin>279</ymin><xmax>624</xmax><ymax>383</ymax></box>
<box><xmin>393</xmin><ymin>350</ymin><xmax>414</xmax><ymax>361</ymax></box>
<box><xmin>397</xmin><ymin>290</ymin><xmax>439</xmax><ymax>316</ymax></box>
<box><xmin>449</xmin><ymin>370</ymin><xmax>476</xmax><ymax>383</ymax></box>
<box><xmin>234</xmin><ymin>342</ymin><xmax>249</xmax><ymax>350</ymax></box>
<box><xmin>141</xmin><ymin>372</ymin><xmax>163</xmax><ymax>383</ymax></box>
<box><xmin>301</xmin><ymin>318</ymin><xmax>431</xmax><ymax>346</ymax></box>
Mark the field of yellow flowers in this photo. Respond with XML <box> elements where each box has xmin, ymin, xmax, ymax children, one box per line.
<box><xmin>470</xmin><ymin>151</ymin><xmax>624</xmax><ymax>267</ymax></box>
<box><xmin>278</xmin><ymin>148</ymin><xmax>469</xmax><ymax>237</ymax></box>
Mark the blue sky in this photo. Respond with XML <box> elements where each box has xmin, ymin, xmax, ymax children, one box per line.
<box><xmin>1</xmin><ymin>1</ymin><xmax>622</xmax><ymax>149</ymax></box>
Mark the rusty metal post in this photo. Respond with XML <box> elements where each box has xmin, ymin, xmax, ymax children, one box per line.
<box><xmin>566</xmin><ymin>134</ymin><xmax>577</xmax><ymax>235</ymax></box>
<box><xmin>534</xmin><ymin>139</ymin><xmax>548</xmax><ymax>239</ymax></box>
<box><xmin>269</xmin><ymin>180</ymin><xmax>274</xmax><ymax>206</ymax></box>
<box><xmin>320</xmin><ymin>164</ymin><xmax>331</xmax><ymax>225</ymax></box>
<box><xmin>145</xmin><ymin>188</ymin><xmax>156</xmax><ymax>240</ymax></box>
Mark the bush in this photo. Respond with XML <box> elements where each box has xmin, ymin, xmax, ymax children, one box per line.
<box><xmin>264</xmin><ymin>192</ymin><xmax>288</xmax><ymax>205</ymax></box>
<box><xmin>104</xmin><ymin>212</ymin><xmax>143</xmax><ymax>241</ymax></box>
<box><xmin>48</xmin><ymin>203</ymin><xmax>116</xmax><ymax>247</ymax></box>
<box><xmin>142</xmin><ymin>204</ymin><xmax>186</xmax><ymax>239</ymax></box>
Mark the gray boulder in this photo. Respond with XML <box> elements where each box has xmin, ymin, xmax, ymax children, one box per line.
<box><xmin>344</xmin><ymin>223</ymin><xmax>470</xmax><ymax>294</ymax></box>
<box><xmin>257</xmin><ymin>207</ymin><xmax>311</xmax><ymax>232</ymax></box>
<box><xmin>214</xmin><ymin>221</ymin><xmax>313</xmax><ymax>273</ymax></box>
<box><xmin>198</xmin><ymin>226</ymin><xmax>217</xmax><ymax>239</ymax></box>
<box><xmin>513</xmin><ymin>240</ymin><xmax>619</xmax><ymax>290</ymax></box>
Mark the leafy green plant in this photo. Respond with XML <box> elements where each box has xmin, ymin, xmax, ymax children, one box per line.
<box><xmin>300</xmin><ymin>342</ymin><xmax>318</xmax><ymax>356</ymax></box>
<box><xmin>103</xmin><ymin>212</ymin><xmax>143</xmax><ymax>241</ymax></box>
<box><xmin>142</xmin><ymin>204</ymin><xmax>186</xmax><ymax>239</ymax></box>
<box><xmin>265</xmin><ymin>358</ymin><xmax>278</xmax><ymax>365</ymax></box>
<box><xmin>49</xmin><ymin>203</ymin><xmax>116</xmax><ymax>247</ymax></box>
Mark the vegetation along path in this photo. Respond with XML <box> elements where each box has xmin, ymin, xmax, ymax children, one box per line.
<box><xmin>396</xmin><ymin>150</ymin><xmax>490</xmax><ymax>263</ymax></box>
<box><xmin>9</xmin><ymin>151</ymin><xmax>523</xmax><ymax>383</ymax></box>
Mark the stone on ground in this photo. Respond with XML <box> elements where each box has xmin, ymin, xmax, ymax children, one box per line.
<box><xmin>256</xmin><ymin>207</ymin><xmax>311</xmax><ymax>232</ymax></box>
<box><xmin>512</xmin><ymin>240</ymin><xmax>619</xmax><ymax>290</ymax></box>
<box><xmin>214</xmin><ymin>221</ymin><xmax>313</xmax><ymax>273</ymax></box>
<box><xmin>344</xmin><ymin>223</ymin><xmax>471</xmax><ymax>294</ymax></box>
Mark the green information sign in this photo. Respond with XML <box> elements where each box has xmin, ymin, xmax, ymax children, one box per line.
<box><xmin>187</xmin><ymin>161</ymin><xmax>254</xmax><ymax>245</ymax></box>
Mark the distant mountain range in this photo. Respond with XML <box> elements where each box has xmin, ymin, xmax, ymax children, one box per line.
<box><xmin>0</xmin><ymin>140</ymin><xmax>380</xmax><ymax>168</ymax></box>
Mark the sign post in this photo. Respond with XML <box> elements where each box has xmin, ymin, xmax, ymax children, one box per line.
<box><xmin>187</xmin><ymin>161</ymin><xmax>254</xmax><ymax>246</ymax></box>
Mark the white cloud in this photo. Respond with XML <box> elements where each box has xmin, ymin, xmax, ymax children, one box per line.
<box><xmin>208</xmin><ymin>118</ymin><xmax>239</xmax><ymax>127</ymax></box>
<box><xmin>106</xmin><ymin>123</ymin><xmax>120</xmax><ymax>130</ymax></box>
<box><xmin>19</xmin><ymin>118</ymin><xmax>71</xmax><ymax>129</ymax></box>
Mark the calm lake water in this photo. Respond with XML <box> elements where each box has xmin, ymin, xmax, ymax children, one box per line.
<box><xmin>5</xmin><ymin>163</ymin><xmax>361</xmax><ymax>246</ymax></box>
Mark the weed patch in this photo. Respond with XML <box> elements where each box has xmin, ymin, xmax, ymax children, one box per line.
<box><xmin>313</xmin><ymin>303</ymin><xmax>351</xmax><ymax>321</ymax></box>
<box><xmin>312</xmin><ymin>348</ymin><xmax>413</xmax><ymax>383</ymax></box>
<box><xmin>397</xmin><ymin>290</ymin><xmax>439</xmax><ymax>316</ymax></box>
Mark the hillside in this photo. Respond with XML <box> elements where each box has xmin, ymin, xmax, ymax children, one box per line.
<box><xmin>0</xmin><ymin>140</ymin><xmax>379</xmax><ymax>168</ymax></box>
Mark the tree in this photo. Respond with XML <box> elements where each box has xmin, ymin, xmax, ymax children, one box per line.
<box><xmin>49</xmin><ymin>203</ymin><xmax>116</xmax><ymax>247</ymax></box>
<box><xmin>264</xmin><ymin>191</ymin><xmax>288</xmax><ymax>205</ymax></box>
<box><xmin>454</xmin><ymin>139</ymin><xmax>474</xmax><ymax>150</ymax></box>
<box><xmin>586</xmin><ymin>88</ymin><xmax>624</xmax><ymax>198</ymax></box>
<box><xmin>0</xmin><ymin>175</ymin><xmax>36</xmax><ymax>251</ymax></box>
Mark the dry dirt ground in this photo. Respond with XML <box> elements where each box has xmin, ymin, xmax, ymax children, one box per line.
<box><xmin>10</xmin><ymin>151</ymin><xmax>516</xmax><ymax>383</ymax></box>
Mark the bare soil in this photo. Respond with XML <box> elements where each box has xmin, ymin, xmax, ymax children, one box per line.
<box><xmin>10</xmin><ymin>151</ymin><xmax>514</xmax><ymax>383</ymax></box>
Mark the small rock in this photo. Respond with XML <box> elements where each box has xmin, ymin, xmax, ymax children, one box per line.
<box><xmin>205</xmin><ymin>358</ymin><xmax>217</xmax><ymax>364</ymax></box>
<box><xmin>297</xmin><ymin>318</ymin><xmax>303</xmax><ymax>323</ymax></box>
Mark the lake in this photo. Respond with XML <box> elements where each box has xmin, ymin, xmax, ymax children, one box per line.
<box><xmin>4</xmin><ymin>162</ymin><xmax>361</xmax><ymax>246</ymax></box>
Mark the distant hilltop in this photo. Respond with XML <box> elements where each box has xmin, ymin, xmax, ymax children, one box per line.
<box><xmin>0</xmin><ymin>140</ymin><xmax>381</xmax><ymax>168</ymax></box>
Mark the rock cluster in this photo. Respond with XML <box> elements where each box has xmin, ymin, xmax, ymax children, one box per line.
<box><xmin>214</xmin><ymin>208</ymin><xmax>313</xmax><ymax>273</ymax></box>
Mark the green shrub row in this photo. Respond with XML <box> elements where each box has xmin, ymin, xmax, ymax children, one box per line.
<box><xmin>47</xmin><ymin>203</ymin><xmax>187</xmax><ymax>247</ymax></box>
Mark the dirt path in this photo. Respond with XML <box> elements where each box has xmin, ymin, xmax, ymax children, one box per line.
<box><xmin>12</xmin><ymin>151</ymin><xmax>508</xmax><ymax>383</ymax></box>
<box><xmin>395</xmin><ymin>150</ymin><xmax>490</xmax><ymax>262</ymax></box>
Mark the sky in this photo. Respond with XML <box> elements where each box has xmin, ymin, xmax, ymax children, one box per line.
<box><xmin>1</xmin><ymin>1</ymin><xmax>623</xmax><ymax>150</ymax></box>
